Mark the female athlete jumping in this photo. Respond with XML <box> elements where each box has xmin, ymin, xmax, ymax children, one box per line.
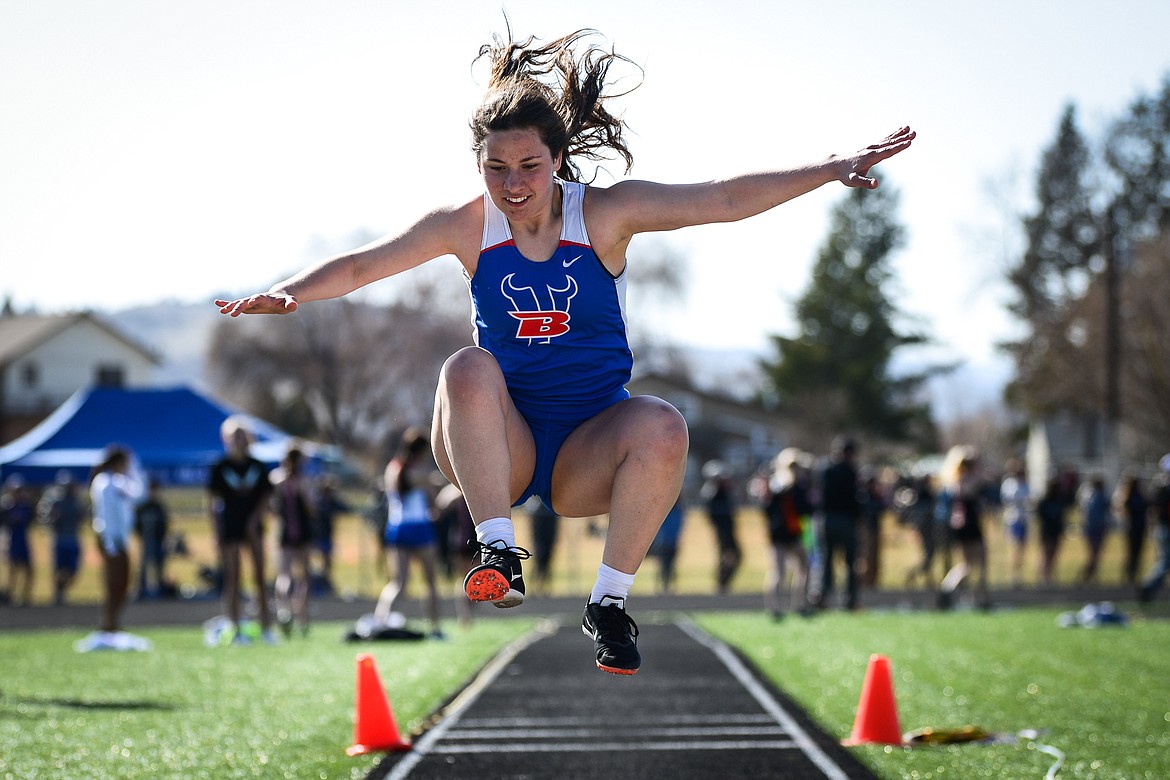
<box><xmin>217</xmin><ymin>24</ymin><xmax>914</xmax><ymax>675</ymax></box>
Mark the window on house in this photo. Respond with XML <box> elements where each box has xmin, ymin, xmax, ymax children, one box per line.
<box><xmin>22</xmin><ymin>361</ymin><xmax>39</xmax><ymax>388</ymax></box>
<box><xmin>95</xmin><ymin>365</ymin><xmax>125</xmax><ymax>387</ymax></box>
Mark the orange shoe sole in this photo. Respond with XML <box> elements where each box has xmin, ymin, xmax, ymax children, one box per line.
<box><xmin>597</xmin><ymin>662</ymin><xmax>638</xmax><ymax>676</ymax></box>
<box><xmin>465</xmin><ymin>569</ymin><xmax>509</xmax><ymax>603</ymax></box>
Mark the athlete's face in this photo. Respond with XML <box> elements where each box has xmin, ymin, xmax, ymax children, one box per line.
<box><xmin>479</xmin><ymin>128</ymin><xmax>562</xmax><ymax>221</ymax></box>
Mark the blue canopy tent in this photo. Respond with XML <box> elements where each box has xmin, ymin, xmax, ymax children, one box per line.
<box><xmin>0</xmin><ymin>386</ymin><xmax>336</xmax><ymax>487</ymax></box>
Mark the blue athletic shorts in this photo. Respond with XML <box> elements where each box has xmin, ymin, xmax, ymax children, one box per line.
<box><xmin>8</xmin><ymin>534</ymin><xmax>31</xmax><ymax>565</ymax></box>
<box><xmin>513</xmin><ymin>391</ymin><xmax>627</xmax><ymax>513</ymax></box>
<box><xmin>384</xmin><ymin>521</ymin><xmax>436</xmax><ymax>549</ymax></box>
<box><xmin>55</xmin><ymin>537</ymin><xmax>81</xmax><ymax>573</ymax></box>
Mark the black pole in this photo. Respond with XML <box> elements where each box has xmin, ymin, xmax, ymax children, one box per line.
<box><xmin>1103</xmin><ymin>206</ymin><xmax>1121</xmax><ymax>483</ymax></box>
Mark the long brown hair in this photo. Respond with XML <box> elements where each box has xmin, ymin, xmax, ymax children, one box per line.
<box><xmin>470</xmin><ymin>22</ymin><xmax>639</xmax><ymax>183</ymax></box>
<box><xmin>393</xmin><ymin>427</ymin><xmax>430</xmax><ymax>495</ymax></box>
<box><xmin>89</xmin><ymin>446</ymin><xmax>129</xmax><ymax>485</ymax></box>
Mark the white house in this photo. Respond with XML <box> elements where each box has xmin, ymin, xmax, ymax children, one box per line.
<box><xmin>0</xmin><ymin>310</ymin><xmax>160</xmax><ymax>443</ymax></box>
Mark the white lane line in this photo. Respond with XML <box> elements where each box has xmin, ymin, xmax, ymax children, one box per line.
<box><xmin>383</xmin><ymin>619</ymin><xmax>558</xmax><ymax>780</ymax></box>
<box><xmin>431</xmin><ymin>740</ymin><xmax>800</xmax><ymax>755</ymax></box>
<box><xmin>675</xmin><ymin>616</ymin><xmax>854</xmax><ymax>780</ymax></box>
<box><xmin>443</xmin><ymin>725</ymin><xmax>787</xmax><ymax>739</ymax></box>
<box><xmin>457</xmin><ymin>713</ymin><xmax>777</xmax><ymax>727</ymax></box>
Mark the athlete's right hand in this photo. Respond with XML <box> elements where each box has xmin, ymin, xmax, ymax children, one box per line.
<box><xmin>215</xmin><ymin>292</ymin><xmax>299</xmax><ymax>317</ymax></box>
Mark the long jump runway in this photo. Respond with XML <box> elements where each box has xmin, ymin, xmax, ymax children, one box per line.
<box><xmin>370</xmin><ymin>615</ymin><xmax>877</xmax><ymax>780</ymax></box>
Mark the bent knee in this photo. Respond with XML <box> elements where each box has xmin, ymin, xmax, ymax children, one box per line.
<box><xmin>629</xmin><ymin>397</ymin><xmax>689</xmax><ymax>460</ymax></box>
<box><xmin>438</xmin><ymin>347</ymin><xmax>504</xmax><ymax>393</ymax></box>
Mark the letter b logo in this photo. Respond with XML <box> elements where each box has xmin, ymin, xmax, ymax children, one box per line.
<box><xmin>510</xmin><ymin>311</ymin><xmax>571</xmax><ymax>339</ymax></box>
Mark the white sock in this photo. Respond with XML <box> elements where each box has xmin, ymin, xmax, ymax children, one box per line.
<box><xmin>589</xmin><ymin>563</ymin><xmax>636</xmax><ymax>607</ymax></box>
<box><xmin>475</xmin><ymin>517</ymin><xmax>515</xmax><ymax>549</ymax></box>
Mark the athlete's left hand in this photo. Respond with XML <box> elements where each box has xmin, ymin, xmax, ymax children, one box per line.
<box><xmin>836</xmin><ymin>126</ymin><xmax>915</xmax><ymax>189</ymax></box>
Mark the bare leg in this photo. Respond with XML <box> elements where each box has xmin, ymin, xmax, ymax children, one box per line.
<box><xmin>431</xmin><ymin>347</ymin><xmax>536</xmax><ymax>523</ymax></box>
<box><xmin>1040</xmin><ymin>539</ymin><xmax>1058</xmax><ymax>584</ymax></box>
<box><xmin>375</xmin><ymin>547</ymin><xmax>411</xmax><ymax>623</ymax></box>
<box><xmin>221</xmin><ymin>542</ymin><xmax>242</xmax><ymax>626</ymax></box>
<box><xmin>417</xmin><ymin>547</ymin><xmax>443</xmax><ymax>633</ymax></box>
<box><xmin>101</xmin><ymin>551</ymin><xmax>130</xmax><ymax>632</ymax></box>
<box><xmin>12</xmin><ymin>564</ymin><xmax>32</xmax><ymax>607</ymax></box>
<box><xmin>551</xmin><ymin>396</ymin><xmax>688</xmax><ymax>575</ymax></box>
<box><xmin>970</xmin><ymin>539</ymin><xmax>989</xmax><ymax>606</ymax></box>
<box><xmin>789</xmin><ymin>547</ymin><xmax>810</xmax><ymax>612</ymax></box>
<box><xmin>292</xmin><ymin>547</ymin><xmax>311</xmax><ymax>630</ymax></box>
<box><xmin>248</xmin><ymin>533</ymin><xmax>270</xmax><ymax>630</ymax></box>
<box><xmin>55</xmin><ymin>564</ymin><xmax>76</xmax><ymax>605</ymax></box>
<box><xmin>763</xmin><ymin>544</ymin><xmax>784</xmax><ymax>617</ymax></box>
<box><xmin>453</xmin><ymin>552</ymin><xmax>474</xmax><ymax>626</ymax></box>
<box><xmin>275</xmin><ymin>546</ymin><xmax>293</xmax><ymax>625</ymax></box>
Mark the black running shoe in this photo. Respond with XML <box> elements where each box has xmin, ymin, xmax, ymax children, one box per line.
<box><xmin>464</xmin><ymin>541</ymin><xmax>530</xmax><ymax>608</ymax></box>
<box><xmin>582</xmin><ymin>596</ymin><xmax>640</xmax><ymax>675</ymax></box>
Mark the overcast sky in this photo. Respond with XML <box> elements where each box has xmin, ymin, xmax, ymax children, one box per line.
<box><xmin>4</xmin><ymin>1</ymin><xmax>1170</xmax><ymax>413</ymax></box>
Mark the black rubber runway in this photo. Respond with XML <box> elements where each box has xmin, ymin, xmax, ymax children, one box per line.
<box><xmin>370</xmin><ymin>615</ymin><xmax>877</xmax><ymax>780</ymax></box>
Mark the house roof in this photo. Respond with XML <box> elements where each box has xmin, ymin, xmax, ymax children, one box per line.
<box><xmin>629</xmin><ymin>372</ymin><xmax>789</xmax><ymax>427</ymax></box>
<box><xmin>0</xmin><ymin>311</ymin><xmax>161</xmax><ymax>367</ymax></box>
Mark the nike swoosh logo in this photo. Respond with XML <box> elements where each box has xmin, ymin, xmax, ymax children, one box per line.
<box><xmin>511</xmin><ymin>573</ymin><xmax>523</xmax><ymax>581</ymax></box>
<box><xmin>563</xmin><ymin>255</ymin><xmax>583</xmax><ymax>268</ymax></box>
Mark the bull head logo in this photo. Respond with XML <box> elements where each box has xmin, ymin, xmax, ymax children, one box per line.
<box><xmin>501</xmin><ymin>273</ymin><xmax>579</xmax><ymax>344</ymax></box>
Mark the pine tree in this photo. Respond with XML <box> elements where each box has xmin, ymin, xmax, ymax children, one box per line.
<box><xmin>759</xmin><ymin>182</ymin><xmax>934</xmax><ymax>446</ymax></box>
<box><xmin>1004</xmin><ymin>104</ymin><xmax>1102</xmax><ymax>417</ymax></box>
<box><xmin>1105</xmin><ymin>75</ymin><xmax>1170</xmax><ymax>239</ymax></box>
<box><xmin>1008</xmin><ymin>104</ymin><xmax>1100</xmax><ymax>327</ymax></box>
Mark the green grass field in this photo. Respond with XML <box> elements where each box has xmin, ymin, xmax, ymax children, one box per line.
<box><xmin>698</xmin><ymin>608</ymin><xmax>1170</xmax><ymax>780</ymax></box>
<box><xmin>3</xmin><ymin>608</ymin><xmax>1166</xmax><ymax>779</ymax></box>
<box><xmin>0</xmin><ymin>619</ymin><xmax>534</xmax><ymax>779</ymax></box>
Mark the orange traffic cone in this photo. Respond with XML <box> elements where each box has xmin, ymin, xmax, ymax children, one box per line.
<box><xmin>346</xmin><ymin>653</ymin><xmax>411</xmax><ymax>755</ymax></box>
<box><xmin>842</xmin><ymin>654</ymin><xmax>903</xmax><ymax>746</ymax></box>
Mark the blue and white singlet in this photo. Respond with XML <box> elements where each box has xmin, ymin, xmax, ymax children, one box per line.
<box><xmin>384</xmin><ymin>487</ymin><xmax>436</xmax><ymax>549</ymax></box>
<box><xmin>467</xmin><ymin>179</ymin><xmax>633</xmax><ymax>419</ymax></box>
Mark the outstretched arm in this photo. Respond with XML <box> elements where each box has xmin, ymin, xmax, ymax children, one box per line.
<box><xmin>215</xmin><ymin>202</ymin><xmax>476</xmax><ymax>316</ymax></box>
<box><xmin>598</xmin><ymin>126</ymin><xmax>915</xmax><ymax>241</ymax></box>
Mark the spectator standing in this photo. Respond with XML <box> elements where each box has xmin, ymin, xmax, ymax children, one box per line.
<box><xmin>1036</xmin><ymin>476</ymin><xmax>1067</xmax><ymax>585</ymax></box>
<box><xmin>1139</xmin><ymin>455</ymin><xmax>1170</xmax><ymax>603</ymax></box>
<box><xmin>901</xmin><ymin>474</ymin><xmax>939</xmax><ymax>590</ymax></box>
<box><xmin>700</xmin><ymin>461</ymin><xmax>741</xmax><ymax>594</ymax></box>
<box><xmin>312</xmin><ymin>475</ymin><xmax>349</xmax><ymax>594</ymax></box>
<box><xmin>89</xmin><ymin>447</ymin><xmax>145</xmax><ymax>635</ymax></box>
<box><xmin>649</xmin><ymin>496</ymin><xmax>686</xmax><ymax>594</ymax></box>
<box><xmin>1</xmin><ymin>475</ymin><xmax>36</xmax><ymax>606</ymax></box>
<box><xmin>999</xmin><ymin>459</ymin><xmax>1031</xmax><ymax>588</ymax></box>
<box><xmin>938</xmin><ymin>450</ymin><xmax>990</xmax><ymax>609</ymax></box>
<box><xmin>815</xmin><ymin>437</ymin><xmax>862</xmax><ymax>610</ymax></box>
<box><xmin>37</xmin><ymin>470</ymin><xmax>88</xmax><ymax>605</ymax></box>
<box><xmin>1078</xmin><ymin>475</ymin><xmax>1112</xmax><ymax>583</ymax></box>
<box><xmin>858</xmin><ymin>472</ymin><xmax>888</xmax><ymax>588</ymax></box>
<box><xmin>763</xmin><ymin>449</ymin><xmax>812</xmax><ymax>619</ymax></box>
<box><xmin>435</xmin><ymin>481</ymin><xmax>476</xmax><ymax>626</ymax></box>
<box><xmin>375</xmin><ymin>428</ymin><xmax>444</xmax><ymax>638</ymax></box>
<box><xmin>362</xmin><ymin>477</ymin><xmax>389</xmax><ymax>582</ymax></box>
<box><xmin>526</xmin><ymin>497</ymin><xmax>561</xmax><ymax>594</ymax></box>
<box><xmin>207</xmin><ymin>416</ymin><xmax>275</xmax><ymax>645</ymax></box>
<box><xmin>1114</xmin><ymin>472</ymin><xmax>1149</xmax><ymax>585</ymax></box>
<box><xmin>272</xmin><ymin>446</ymin><xmax>317</xmax><ymax>637</ymax></box>
<box><xmin>135</xmin><ymin>478</ymin><xmax>171</xmax><ymax>599</ymax></box>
